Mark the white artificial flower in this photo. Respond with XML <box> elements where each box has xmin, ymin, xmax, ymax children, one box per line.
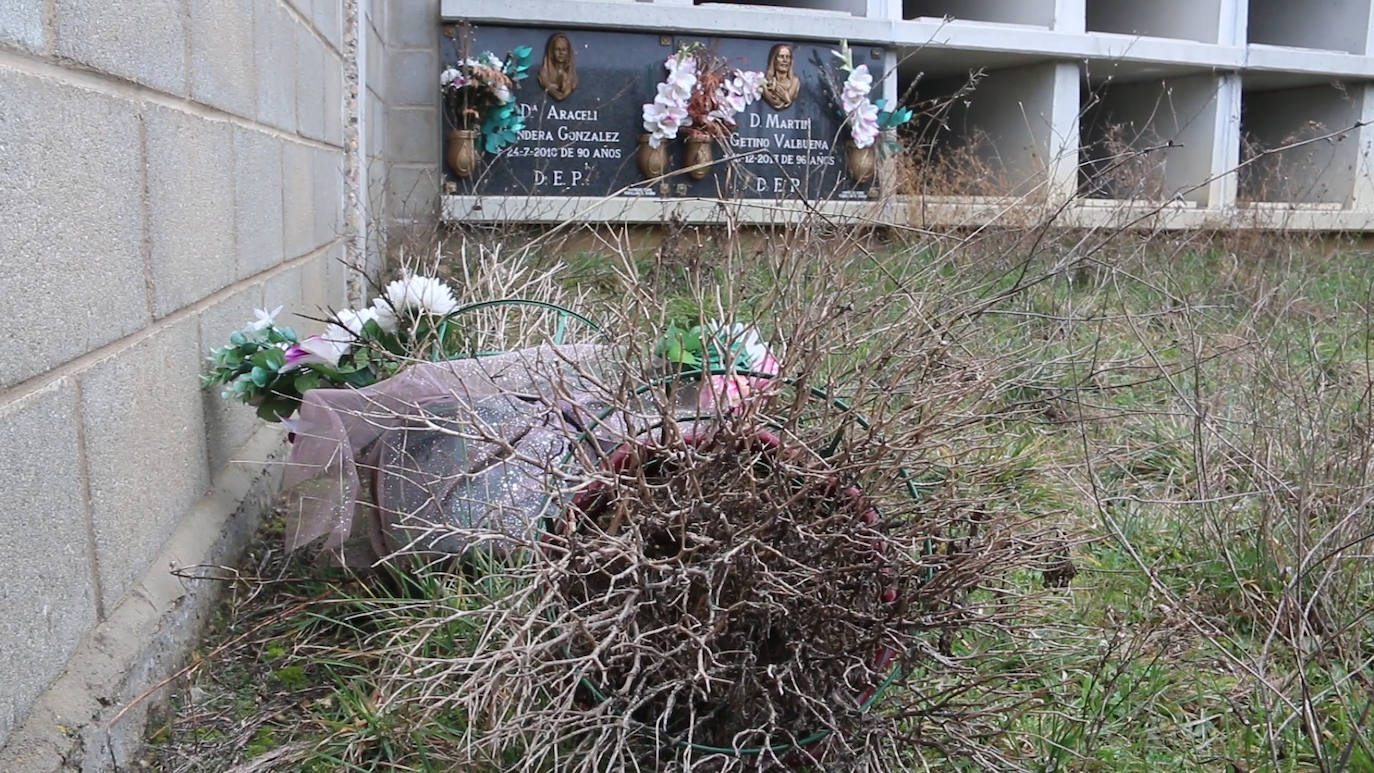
<box><xmin>243</xmin><ymin>306</ymin><xmax>283</xmax><ymax>333</ymax></box>
<box><xmin>283</xmin><ymin>334</ymin><xmax>349</xmax><ymax>370</ymax></box>
<box><xmin>643</xmin><ymin>98</ymin><xmax>689</xmax><ymax>147</ymax></box>
<box><xmin>662</xmin><ymin>53</ymin><xmax>697</xmax><ymax>101</ymax></box>
<box><xmin>371</xmin><ymin>273</ymin><xmax>460</xmax><ymax>332</ymax></box>
<box><xmin>479</xmin><ymin>51</ymin><xmax>502</xmax><ymax>69</ymax></box>
<box><xmin>335</xmin><ymin>307</ymin><xmax>377</xmax><ymax>337</ymax></box>
<box><xmin>440</xmin><ymin>67</ymin><xmax>461</xmax><ymax>87</ymax></box>
<box><xmin>493</xmin><ymin>83</ymin><xmax>512</xmax><ymax>104</ymax></box>
<box><xmin>849</xmin><ymin>100</ymin><xmax>881</xmax><ymax>148</ymax></box>
<box><xmin>735</xmin><ymin>70</ymin><xmax>767</xmax><ymax>102</ymax></box>
<box><xmin>842</xmin><ymin>66</ymin><xmax>875</xmax><ymax>115</ymax></box>
<box><xmin>844</xmin><ymin>64</ymin><xmax>874</xmax><ymax>97</ymax></box>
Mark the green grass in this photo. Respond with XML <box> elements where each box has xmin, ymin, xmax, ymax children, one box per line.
<box><xmin>149</xmin><ymin>232</ymin><xmax>1374</xmax><ymax>771</ymax></box>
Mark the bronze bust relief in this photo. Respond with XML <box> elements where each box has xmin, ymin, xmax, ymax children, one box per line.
<box><xmin>538</xmin><ymin>33</ymin><xmax>578</xmax><ymax>101</ymax></box>
<box><xmin>761</xmin><ymin>43</ymin><xmax>800</xmax><ymax>110</ymax></box>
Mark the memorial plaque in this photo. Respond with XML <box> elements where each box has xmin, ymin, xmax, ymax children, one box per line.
<box><xmin>441</xmin><ymin>25</ymin><xmax>880</xmax><ymax>200</ymax></box>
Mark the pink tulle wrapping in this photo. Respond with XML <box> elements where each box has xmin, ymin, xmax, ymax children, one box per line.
<box><xmin>279</xmin><ymin>344</ymin><xmax>618</xmax><ymax>562</ymax></box>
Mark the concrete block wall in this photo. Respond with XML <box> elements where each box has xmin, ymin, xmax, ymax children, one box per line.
<box><xmin>380</xmin><ymin>0</ymin><xmax>442</xmax><ymax>229</ymax></box>
<box><xmin>0</xmin><ymin>0</ymin><xmax>350</xmax><ymax>753</ymax></box>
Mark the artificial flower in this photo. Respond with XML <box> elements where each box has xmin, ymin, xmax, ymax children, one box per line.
<box><xmin>841</xmin><ymin>64</ymin><xmax>874</xmax><ymax>113</ymax></box>
<box><xmin>849</xmin><ymin>100</ymin><xmax>881</xmax><ymax>148</ymax></box>
<box><xmin>280</xmin><ymin>335</ymin><xmax>348</xmax><ymax>372</ymax></box>
<box><xmin>243</xmin><ymin>306</ymin><xmax>283</xmax><ymax>333</ymax></box>
<box><xmin>440</xmin><ymin>67</ymin><xmax>465</xmax><ymax>88</ymax></box>
<box><xmin>335</xmin><ymin>307</ymin><xmax>377</xmax><ymax>337</ymax></box>
<box><xmin>371</xmin><ymin>273</ymin><xmax>460</xmax><ymax>332</ymax></box>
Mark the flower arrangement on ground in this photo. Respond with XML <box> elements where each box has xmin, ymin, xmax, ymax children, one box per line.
<box><xmin>655</xmin><ymin>319</ymin><xmax>780</xmax><ymax>410</ymax></box>
<box><xmin>203</xmin><ymin>272</ymin><xmax>468</xmax><ymax>422</ymax></box>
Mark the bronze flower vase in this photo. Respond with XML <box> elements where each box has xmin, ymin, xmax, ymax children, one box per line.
<box><xmin>845</xmin><ymin>139</ymin><xmax>876</xmax><ymax>185</ymax></box>
<box><xmin>683</xmin><ymin>136</ymin><xmax>713</xmax><ymax>181</ymax></box>
<box><xmin>446</xmin><ymin>128</ymin><xmax>480</xmax><ymax>179</ymax></box>
<box><xmin>636</xmin><ymin>133</ymin><xmax>669</xmax><ymax>180</ymax></box>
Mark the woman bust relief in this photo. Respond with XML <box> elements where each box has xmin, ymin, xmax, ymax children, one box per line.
<box><xmin>761</xmin><ymin>43</ymin><xmax>800</xmax><ymax>110</ymax></box>
<box><xmin>538</xmin><ymin>33</ymin><xmax>578</xmax><ymax>101</ymax></box>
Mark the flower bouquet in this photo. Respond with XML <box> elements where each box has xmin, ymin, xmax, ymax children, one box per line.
<box><xmin>655</xmin><ymin>319</ymin><xmax>779</xmax><ymax>411</ymax></box>
<box><xmin>204</xmin><ymin>273</ymin><xmax>467</xmax><ymax>422</ymax></box>
<box><xmin>440</xmin><ymin>43</ymin><xmax>533</xmax><ymax>177</ymax></box>
<box><xmin>640</xmin><ymin>44</ymin><xmax>766</xmax><ymax>180</ymax></box>
<box><xmin>832</xmin><ymin>41</ymin><xmax>912</xmax><ymax>184</ymax></box>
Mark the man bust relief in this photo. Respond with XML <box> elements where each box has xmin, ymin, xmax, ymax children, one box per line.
<box><xmin>538</xmin><ymin>33</ymin><xmax>578</xmax><ymax>101</ymax></box>
<box><xmin>762</xmin><ymin>43</ymin><xmax>800</xmax><ymax>110</ymax></box>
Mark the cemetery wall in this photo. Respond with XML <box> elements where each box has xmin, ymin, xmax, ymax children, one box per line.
<box><xmin>0</xmin><ymin>0</ymin><xmax>353</xmax><ymax>764</ymax></box>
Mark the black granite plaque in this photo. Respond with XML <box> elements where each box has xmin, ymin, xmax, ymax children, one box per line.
<box><xmin>441</xmin><ymin>24</ymin><xmax>880</xmax><ymax>200</ymax></box>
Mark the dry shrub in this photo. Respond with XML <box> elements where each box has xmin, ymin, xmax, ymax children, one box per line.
<box><xmin>314</xmin><ymin>219</ymin><xmax>1079</xmax><ymax>772</ymax></box>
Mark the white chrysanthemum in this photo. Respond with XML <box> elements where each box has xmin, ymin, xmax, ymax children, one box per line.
<box><xmin>335</xmin><ymin>307</ymin><xmax>377</xmax><ymax>337</ymax></box>
<box><xmin>371</xmin><ymin>273</ymin><xmax>460</xmax><ymax>332</ymax></box>
<box><xmin>243</xmin><ymin>306</ymin><xmax>283</xmax><ymax>333</ymax></box>
<box><xmin>440</xmin><ymin>67</ymin><xmax>462</xmax><ymax>87</ymax></box>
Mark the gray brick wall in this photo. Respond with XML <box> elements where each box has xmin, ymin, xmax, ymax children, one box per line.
<box><xmin>0</xmin><ymin>0</ymin><xmax>353</xmax><ymax>752</ymax></box>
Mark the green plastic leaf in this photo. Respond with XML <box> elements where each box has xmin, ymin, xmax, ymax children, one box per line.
<box><xmin>229</xmin><ymin>331</ymin><xmax>247</xmax><ymax>346</ymax></box>
<box><xmin>293</xmin><ymin>371</ymin><xmax>321</xmax><ymax>393</ymax></box>
<box><xmin>249</xmin><ymin>365</ymin><xmax>271</xmax><ymax>387</ymax></box>
<box><xmin>255</xmin><ymin>397</ymin><xmax>297</xmax><ymax>423</ymax></box>
<box><xmin>250</xmin><ymin>347</ymin><xmax>285</xmax><ymax>371</ymax></box>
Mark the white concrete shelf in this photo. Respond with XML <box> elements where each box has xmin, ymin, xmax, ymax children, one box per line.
<box><xmin>441</xmin><ymin>0</ymin><xmax>1374</xmax><ymax>228</ymax></box>
<box><xmin>1086</xmin><ymin>0</ymin><xmax>1225</xmax><ymax>44</ymax></box>
<box><xmin>902</xmin><ymin>0</ymin><xmax>1056</xmax><ymax>29</ymax></box>
<box><xmin>1248</xmin><ymin>0</ymin><xmax>1373</xmax><ymax>54</ymax></box>
<box><xmin>1239</xmin><ymin>83</ymin><xmax>1367</xmax><ymax>206</ymax></box>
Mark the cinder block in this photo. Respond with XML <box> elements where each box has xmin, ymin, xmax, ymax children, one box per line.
<box><xmin>387</xmin><ymin>49</ymin><xmax>439</xmax><ymax>107</ymax></box>
<box><xmin>366</xmin><ymin>0</ymin><xmax>386</xmax><ymax>42</ymax></box>
<box><xmin>366</xmin><ymin>22</ymin><xmax>386</xmax><ymax>92</ymax></box>
<box><xmin>0</xmin><ymin>0</ymin><xmax>45</xmax><ymax>51</ymax></box>
<box><xmin>191</xmin><ymin>0</ymin><xmax>257</xmax><ymax>117</ymax></box>
<box><xmin>145</xmin><ymin>105</ymin><xmax>236</xmax><ymax>318</ymax></box>
<box><xmin>282</xmin><ymin>141</ymin><xmax>316</xmax><ymax>258</ymax></box>
<box><xmin>315</xmin><ymin>0</ymin><xmax>342</xmax><ymax>52</ymax></box>
<box><xmin>365</xmin><ymin>154</ymin><xmax>389</xmax><ymax>221</ymax></box>
<box><xmin>366</xmin><ymin>88</ymin><xmax>387</xmax><ymax>162</ymax></box>
<box><xmin>81</xmin><ymin>317</ymin><xmax>209</xmax><ymax>613</ymax></box>
<box><xmin>300</xmin><ymin>246</ymin><xmax>330</xmax><ymax>313</ymax></box>
<box><xmin>386</xmin><ymin>164</ymin><xmax>441</xmax><ymax>222</ymax></box>
<box><xmin>55</xmin><ymin>0</ymin><xmax>187</xmax><ymax>94</ymax></box>
<box><xmin>296</xmin><ymin>23</ymin><xmax>326</xmax><ymax>141</ymax></box>
<box><xmin>323</xmin><ymin>242</ymin><xmax>353</xmax><ymax>308</ymax></box>
<box><xmin>0</xmin><ymin>381</ymin><xmax>98</xmax><ymax>747</ymax></box>
<box><xmin>324</xmin><ymin>50</ymin><xmax>344</xmax><ymax>146</ymax></box>
<box><xmin>386</xmin><ymin>106</ymin><xmax>439</xmax><ymax>165</ymax></box>
<box><xmin>386</xmin><ymin>0</ymin><xmax>437</xmax><ymax>49</ymax></box>
<box><xmin>0</xmin><ymin>71</ymin><xmax>147</xmax><ymax>388</ymax></box>
<box><xmin>262</xmin><ymin>265</ymin><xmax>304</xmax><ymax>324</ymax></box>
<box><xmin>197</xmin><ymin>286</ymin><xmax>264</xmax><ymax>475</ymax></box>
<box><xmin>314</xmin><ymin>148</ymin><xmax>344</xmax><ymax>245</ymax></box>
<box><xmin>234</xmin><ymin>127</ymin><xmax>285</xmax><ymax>279</ymax></box>
<box><xmin>254</xmin><ymin>0</ymin><xmax>297</xmax><ymax>131</ymax></box>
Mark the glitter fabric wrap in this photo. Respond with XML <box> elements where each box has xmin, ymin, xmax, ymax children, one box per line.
<box><xmin>279</xmin><ymin>344</ymin><xmax>626</xmax><ymax>565</ymax></box>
